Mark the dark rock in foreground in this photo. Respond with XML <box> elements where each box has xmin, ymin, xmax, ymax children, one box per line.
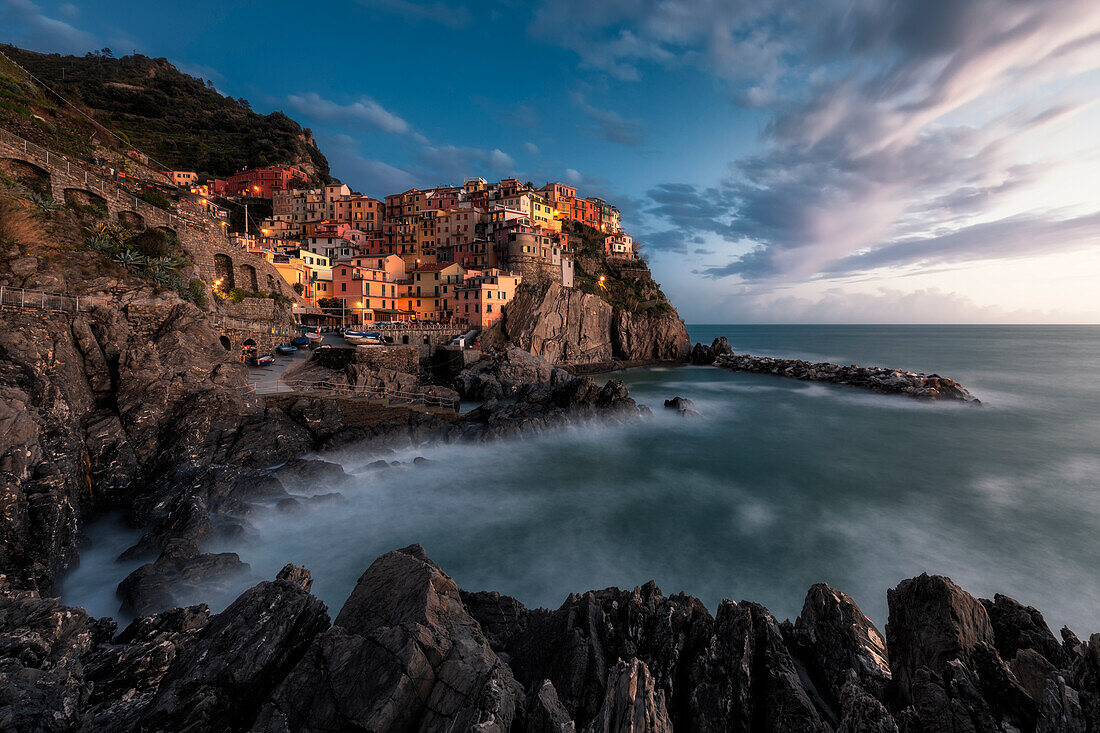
<box><xmin>3</xmin><ymin>547</ymin><xmax>1096</xmax><ymax>732</ymax></box>
<box><xmin>714</xmin><ymin>352</ymin><xmax>980</xmax><ymax>403</ymax></box>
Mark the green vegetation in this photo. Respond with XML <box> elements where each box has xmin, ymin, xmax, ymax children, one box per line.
<box><xmin>138</xmin><ymin>188</ymin><xmax>171</xmax><ymax>210</ymax></box>
<box><xmin>84</xmin><ymin>221</ymin><xmax>189</xmax><ymax>288</ymax></box>
<box><xmin>1</xmin><ymin>45</ymin><xmax>331</xmax><ymax>181</ymax></box>
<box><xmin>562</xmin><ymin>220</ymin><xmax>672</xmax><ymax>315</ymax></box>
<box><xmin>317</xmin><ymin>296</ymin><xmax>343</xmax><ymax>311</ymax></box>
<box><xmin>186</xmin><ymin>278</ymin><xmax>208</xmax><ymax>307</ymax></box>
<box><xmin>292</xmin><ymin>282</ymin><xmax>304</xmax><ymax>294</ymax></box>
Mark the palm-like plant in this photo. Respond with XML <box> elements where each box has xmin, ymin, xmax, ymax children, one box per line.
<box><xmin>112</xmin><ymin>249</ymin><xmax>146</xmax><ymax>268</ymax></box>
<box><xmin>86</xmin><ymin>234</ymin><xmax>114</xmax><ymax>253</ymax></box>
<box><xmin>30</xmin><ymin>193</ymin><xmax>59</xmax><ymax>213</ymax></box>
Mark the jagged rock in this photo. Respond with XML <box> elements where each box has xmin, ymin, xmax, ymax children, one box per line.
<box><xmin>138</xmin><ymin>564</ymin><xmax>329</xmax><ymax>732</ymax></box>
<box><xmin>81</xmin><ymin>604</ymin><xmax>211</xmax><ymax>728</ymax></box>
<box><xmin>663</xmin><ymin>395</ymin><xmax>699</xmax><ymax>417</ymax></box>
<box><xmin>528</xmin><ymin>680</ymin><xmax>577</xmax><ymax>733</ymax></box>
<box><xmin>272</xmin><ymin>457</ymin><xmax>348</xmax><ymax>491</ymax></box>
<box><xmin>690</xmin><ymin>342</ymin><xmax>716</xmax><ymax>365</ymax></box>
<box><xmin>791</xmin><ymin>583</ymin><xmax>891</xmax><ymax>704</ymax></box>
<box><xmin>251</xmin><ymin>545</ymin><xmax>524</xmax><ymax>732</ymax></box>
<box><xmin>886</xmin><ymin>573</ymin><xmax>996</xmax><ymax>704</ymax></box>
<box><xmin>451</xmin><ymin>376</ymin><xmax>645</xmax><ymax>442</ymax></box>
<box><xmin>710</xmin><ymin>337</ymin><xmax>732</xmax><ymax>357</ymax></box>
<box><xmin>116</xmin><ymin>538</ymin><xmax>249</xmax><ymax>616</ymax></box>
<box><xmin>490</xmin><ymin>282</ymin><xmax>689</xmax><ymax>364</ymax></box>
<box><xmin>0</xmin><ymin>591</ymin><xmax>107</xmax><ymax>733</ymax></box>
<box><xmin>454</xmin><ymin>347</ymin><xmax>571</xmax><ymax>400</ymax></box>
<box><xmin>982</xmin><ymin>593</ymin><xmax>1068</xmax><ymax>668</ymax></box>
<box><xmin>586</xmin><ymin>658</ymin><xmax>673</xmax><ymax>733</ymax></box>
<box><xmin>837</xmin><ymin>679</ymin><xmax>898</xmax><ymax>732</ymax></box>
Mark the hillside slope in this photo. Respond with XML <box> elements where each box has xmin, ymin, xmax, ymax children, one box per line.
<box><xmin>1</xmin><ymin>45</ymin><xmax>329</xmax><ymax>181</ymax></box>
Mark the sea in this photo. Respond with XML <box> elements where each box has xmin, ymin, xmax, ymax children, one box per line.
<box><xmin>61</xmin><ymin>325</ymin><xmax>1100</xmax><ymax>636</ymax></box>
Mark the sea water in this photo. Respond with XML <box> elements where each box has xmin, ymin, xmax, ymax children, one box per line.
<box><xmin>60</xmin><ymin>325</ymin><xmax>1100</xmax><ymax>635</ymax></box>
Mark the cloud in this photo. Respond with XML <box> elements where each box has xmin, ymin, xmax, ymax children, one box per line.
<box><xmin>361</xmin><ymin>0</ymin><xmax>472</xmax><ymax>30</ymax></box>
<box><xmin>286</xmin><ymin>92</ymin><xmax>410</xmax><ymax>135</ymax></box>
<box><xmin>416</xmin><ymin>144</ymin><xmax>515</xmax><ymax>182</ymax></box>
<box><xmin>706</xmin><ymin>286</ymin><xmax>1083</xmax><ymax>325</ymax></box>
<box><xmin>602</xmin><ymin>0</ymin><xmax>1100</xmax><ymax>283</ymax></box>
<box><xmin>524</xmin><ymin>142</ymin><xmax>540</xmax><ymax>155</ymax></box>
<box><xmin>320</xmin><ymin>133</ymin><xmax>419</xmax><ymax>197</ymax></box>
<box><xmin>1</xmin><ymin>0</ymin><xmax>98</xmax><ymax>54</ymax></box>
<box><xmin>571</xmin><ymin>92</ymin><xmax>643</xmax><ymax>146</ymax></box>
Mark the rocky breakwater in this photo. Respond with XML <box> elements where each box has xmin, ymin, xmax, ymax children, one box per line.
<box><xmin>487</xmin><ymin>281</ymin><xmax>690</xmax><ymax>365</ymax></box>
<box><xmin>3</xmin><ymin>546</ymin><xmax>1098</xmax><ymax>731</ymax></box>
<box><xmin>714</xmin><ymin>351</ymin><xmax>980</xmax><ymax>403</ymax></box>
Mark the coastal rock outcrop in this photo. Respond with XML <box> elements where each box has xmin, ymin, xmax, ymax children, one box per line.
<box><xmin>0</xmin><ymin>548</ymin><xmax>1097</xmax><ymax>731</ymax></box>
<box><xmin>251</xmin><ymin>545</ymin><xmax>524</xmax><ymax>732</ymax></box>
<box><xmin>489</xmin><ymin>282</ymin><xmax>689</xmax><ymax>365</ymax></box>
<box><xmin>453</xmin><ymin>346</ymin><xmax>571</xmax><ymax>400</ymax></box>
<box><xmin>689</xmin><ymin>337</ymin><xmax>733</xmax><ymax>365</ymax></box>
<box><xmin>714</xmin><ymin>352</ymin><xmax>980</xmax><ymax>402</ymax></box>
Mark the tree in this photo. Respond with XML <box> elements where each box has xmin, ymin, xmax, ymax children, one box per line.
<box><xmin>236</xmin><ymin>97</ymin><xmax>251</xmax><ymax>110</ymax></box>
<box><xmin>317</xmin><ymin>297</ymin><xmax>343</xmax><ymax>311</ymax></box>
<box><xmin>101</xmin><ymin>48</ymin><xmax>114</xmax><ymax>59</ymax></box>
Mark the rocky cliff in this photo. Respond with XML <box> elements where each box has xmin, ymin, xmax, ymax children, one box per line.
<box><xmin>0</xmin><ymin>295</ymin><xmax>644</xmax><ymax>597</ymax></box>
<box><xmin>3</xmin><ymin>545</ymin><xmax>1095</xmax><ymax>732</ymax></box>
<box><xmin>489</xmin><ymin>281</ymin><xmax>690</xmax><ymax>365</ymax></box>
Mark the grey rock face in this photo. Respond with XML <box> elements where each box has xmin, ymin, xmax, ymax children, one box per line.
<box><xmin>251</xmin><ymin>545</ymin><xmax>524</xmax><ymax>732</ymax></box>
<box><xmin>494</xmin><ymin>283</ymin><xmax>689</xmax><ymax>365</ymax></box>
<box><xmin>138</xmin><ymin>564</ymin><xmax>329</xmax><ymax>732</ymax></box>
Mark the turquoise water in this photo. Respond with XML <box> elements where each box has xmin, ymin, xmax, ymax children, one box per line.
<box><xmin>62</xmin><ymin>325</ymin><xmax>1100</xmax><ymax>635</ymax></box>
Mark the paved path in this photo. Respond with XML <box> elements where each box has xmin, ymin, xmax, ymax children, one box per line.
<box><xmin>245</xmin><ymin>333</ymin><xmax>345</xmax><ymax>392</ymax></box>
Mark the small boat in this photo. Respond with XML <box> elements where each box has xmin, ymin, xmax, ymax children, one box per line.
<box><xmin>345</xmin><ymin>330</ymin><xmax>381</xmax><ymax>339</ymax></box>
<box><xmin>276</xmin><ymin>344</ymin><xmax>298</xmax><ymax>355</ymax></box>
<box><xmin>291</xmin><ymin>336</ymin><xmax>310</xmax><ymax>348</ymax></box>
<box><xmin>305</xmin><ymin>331</ymin><xmax>323</xmax><ymax>343</ymax></box>
<box><xmin>251</xmin><ymin>354</ymin><xmax>275</xmax><ymax>367</ymax></box>
<box><xmin>346</xmin><ymin>335</ymin><xmax>383</xmax><ymax>346</ymax></box>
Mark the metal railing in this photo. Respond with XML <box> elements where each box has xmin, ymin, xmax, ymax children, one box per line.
<box><xmin>0</xmin><ymin>126</ymin><xmax>225</xmax><ymax>232</ymax></box>
<box><xmin>0</xmin><ymin>285</ymin><xmax>111</xmax><ymax>313</ymax></box>
<box><xmin>256</xmin><ymin>377</ymin><xmax>457</xmax><ymax>411</ymax></box>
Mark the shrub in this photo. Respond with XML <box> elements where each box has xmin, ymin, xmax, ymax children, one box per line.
<box><xmin>227</xmin><ymin>287</ymin><xmax>247</xmax><ymax>303</ymax></box>
<box><xmin>138</xmin><ymin>189</ymin><xmax>171</xmax><ymax>210</ymax></box>
<box><xmin>185</xmin><ymin>279</ymin><xmax>207</xmax><ymax>306</ymax></box>
<box><xmin>292</xmin><ymin>281</ymin><xmax>304</xmax><ymax>294</ymax></box>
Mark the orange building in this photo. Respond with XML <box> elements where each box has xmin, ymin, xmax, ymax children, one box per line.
<box><xmin>331</xmin><ymin>255</ymin><xmax>409</xmax><ymax>324</ymax></box>
<box><xmin>454</xmin><ymin>271</ymin><xmax>522</xmax><ymax>328</ymax></box>
<box><xmin>399</xmin><ymin>262</ymin><xmax>465</xmax><ymax>322</ymax></box>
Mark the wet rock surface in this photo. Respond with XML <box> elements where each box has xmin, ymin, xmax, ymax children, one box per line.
<box><xmin>2</xmin><ymin>549</ymin><xmax>1093</xmax><ymax>732</ymax></box>
<box><xmin>714</xmin><ymin>352</ymin><xmax>980</xmax><ymax>402</ymax></box>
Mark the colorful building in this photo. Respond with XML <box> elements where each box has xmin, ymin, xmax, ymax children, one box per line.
<box><xmin>604</xmin><ymin>233</ymin><xmax>635</xmax><ymax>259</ymax></box>
<box><xmin>454</xmin><ymin>271</ymin><xmax>522</xmax><ymax>328</ymax></box>
<box><xmin>225</xmin><ymin>165</ymin><xmax>309</xmax><ymax>198</ymax></box>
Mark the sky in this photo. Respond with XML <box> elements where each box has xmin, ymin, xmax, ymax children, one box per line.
<box><xmin>4</xmin><ymin>0</ymin><xmax>1100</xmax><ymax>324</ymax></box>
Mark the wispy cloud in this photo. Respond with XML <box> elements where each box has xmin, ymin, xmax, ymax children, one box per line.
<box><xmin>360</xmin><ymin>0</ymin><xmax>472</xmax><ymax>30</ymax></box>
<box><xmin>571</xmin><ymin>92</ymin><xmax>643</xmax><ymax>146</ymax></box>
<box><xmin>286</xmin><ymin>92</ymin><xmax>410</xmax><ymax>135</ymax></box>
<box><xmin>549</xmin><ymin>0</ymin><xmax>1100</xmax><ymax>283</ymax></box>
<box><xmin>1</xmin><ymin>0</ymin><xmax>98</xmax><ymax>54</ymax></box>
<box><xmin>416</xmin><ymin>144</ymin><xmax>515</xmax><ymax>183</ymax></box>
<box><xmin>320</xmin><ymin>133</ymin><xmax>419</xmax><ymax>196</ymax></box>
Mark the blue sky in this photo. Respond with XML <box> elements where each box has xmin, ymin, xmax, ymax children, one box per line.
<box><xmin>4</xmin><ymin>0</ymin><xmax>1100</xmax><ymax>323</ymax></box>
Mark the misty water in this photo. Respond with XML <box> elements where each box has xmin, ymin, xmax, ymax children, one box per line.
<box><xmin>61</xmin><ymin>325</ymin><xmax>1100</xmax><ymax>635</ymax></box>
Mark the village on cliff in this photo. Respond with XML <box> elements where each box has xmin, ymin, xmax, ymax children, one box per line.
<box><xmin>172</xmin><ymin>165</ymin><xmax>637</xmax><ymax>329</ymax></box>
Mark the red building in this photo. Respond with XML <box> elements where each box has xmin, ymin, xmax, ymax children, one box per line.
<box><xmin>225</xmin><ymin>166</ymin><xmax>308</xmax><ymax>198</ymax></box>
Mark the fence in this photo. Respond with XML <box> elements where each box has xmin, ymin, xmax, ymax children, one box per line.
<box><xmin>0</xmin><ymin>126</ymin><xmax>223</xmax><ymax>232</ymax></box>
<box><xmin>0</xmin><ymin>285</ymin><xmax>111</xmax><ymax>313</ymax></box>
<box><xmin>256</xmin><ymin>377</ymin><xmax>457</xmax><ymax>411</ymax></box>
